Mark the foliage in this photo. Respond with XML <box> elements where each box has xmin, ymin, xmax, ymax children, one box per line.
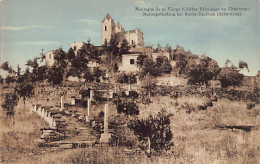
<box><xmin>46</xmin><ymin>65</ymin><xmax>64</xmax><ymax>86</ymax></box>
<box><xmin>79</xmin><ymin>88</ymin><xmax>91</xmax><ymax>99</ymax></box>
<box><xmin>116</xmin><ymin>72</ymin><xmax>137</xmax><ymax>84</ymax></box>
<box><xmin>26</xmin><ymin>58</ymin><xmax>47</xmax><ymax>82</ymax></box>
<box><xmin>156</xmin><ymin>56</ymin><xmax>172</xmax><ymax>74</ymax></box>
<box><xmin>14</xmin><ymin>69</ymin><xmax>35</xmax><ymax>104</ymax></box>
<box><xmin>1</xmin><ymin>61</ymin><xmax>13</xmax><ymax>74</ymax></box>
<box><xmin>175</xmin><ymin>54</ymin><xmax>188</xmax><ymax>74</ymax></box>
<box><xmin>239</xmin><ymin>60</ymin><xmax>249</xmax><ymax>72</ymax></box>
<box><xmin>119</xmin><ymin>39</ymin><xmax>130</xmax><ymax>56</ymax></box>
<box><xmin>138</xmin><ymin>55</ymin><xmax>172</xmax><ymax>79</ymax></box>
<box><xmin>128</xmin><ymin>109</ymin><xmax>173</xmax><ymax>152</ymax></box>
<box><xmin>1</xmin><ymin>93</ymin><xmax>19</xmax><ymax>116</ymax></box>
<box><xmin>83</xmin><ymin>68</ymin><xmax>102</xmax><ymax>83</ymax></box>
<box><xmin>139</xmin><ymin>58</ymin><xmax>161</xmax><ymax>78</ymax></box>
<box><xmin>187</xmin><ymin>57</ymin><xmax>220</xmax><ymax>86</ymax></box>
<box><xmin>113</xmin><ymin>98</ymin><xmax>139</xmax><ymax>116</ymax></box>
<box><xmin>219</xmin><ymin>67</ymin><xmax>244</xmax><ymax>88</ymax></box>
<box><xmin>15</xmin><ymin>82</ymin><xmax>34</xmax><ymax>104</ymax></box>
<box><xmin>67</xmin><ymin>47</ymin><xmax>76</xmax><ymax>61</ymax></box>
<box><xmin>0</xmin><ymin>75</ymin><xmax>3</xmax><ymax>84</ymax></box>
<box><xmin>136</xmin><ymin>54</ymin><xmax>148</xmax><ymax>68</ymax></box>
<box><xmin>4</xmin><ymin>76</ymin><xmax>15</xmax><ymax>85</ymax></box>
<box><xmin>78</xmin><ymin>39</ymin><xmax>101</xmax><ymax>61</ymax></box>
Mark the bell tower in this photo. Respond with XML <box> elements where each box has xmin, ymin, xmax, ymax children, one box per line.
<box><xmin>101</xmin><ymin>13</ymin><xmax>115</xmax><ymax>45</ymax></box>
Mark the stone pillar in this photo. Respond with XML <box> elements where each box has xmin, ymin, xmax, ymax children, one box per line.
<box><xmin>100</xmin><ymin>103</ymin><xmax>111</xmax><ymax>143</ymax></box>
<box><xmin>60</xmin><ymin>96</ymin><xmax>64</xmax><ymax>111</ymax></box>
<box><xmin>104</xmin><ymin>104</ymin><xmax>108</xmax><ymax>133</ymax></box>
<box><xmin>114</xmin><ymin>84</ymin><xmax>117</xmax><ymax>92</ymax></box>
<box><xmin>90</xmin><ymin>90</ymin><xmax>94</xmax><ymax>101</ymax></box>
<box><xmin>128</xmin><ymin>84</ymin><xmax>131</xmax><ymax>91</ymax></box>
<box><xmin>87</xmin><ymin>99</ymin><xmax>91</xmax><ymax>117</ymax></box>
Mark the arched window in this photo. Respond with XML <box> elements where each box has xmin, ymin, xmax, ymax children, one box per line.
<box><xmin>132</xmin><ymin>40</ymin><xmax>134</xmax><ymax>44</ymax></box>
<box><xmin>105</xmin><ymin>26</ymin><xmax>107</xmax><ymax>31</ymax></box>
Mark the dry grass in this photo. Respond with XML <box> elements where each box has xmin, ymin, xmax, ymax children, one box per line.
<box><xmin>1</xmin><ymin>86</ymin><xmax>259</xmax><ymax>163</ymax></box>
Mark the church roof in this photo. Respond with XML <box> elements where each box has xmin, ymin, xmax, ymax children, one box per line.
<box><xmin>102</xmin><ymin>13</ymin><xmax>114</xmax><ymax>23</ymax></box>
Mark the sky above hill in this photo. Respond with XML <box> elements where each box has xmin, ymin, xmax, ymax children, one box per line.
<box><xmin>0</xmin><ymin>0</ymin><xmax>259</xmax><ymax>76</ymax></box>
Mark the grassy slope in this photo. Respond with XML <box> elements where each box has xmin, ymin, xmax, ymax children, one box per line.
<box><xmin>1</xmin><ymin>85</ymin><xmax>259</xmax><ymax>163</ymax></box>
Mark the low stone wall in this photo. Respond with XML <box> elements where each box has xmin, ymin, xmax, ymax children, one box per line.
<box><xmin>31</xmin><ymin>104</ymin><xmax>57</xmax><ymax>128</ymax></box>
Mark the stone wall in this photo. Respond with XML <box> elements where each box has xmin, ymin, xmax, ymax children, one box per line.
<box><xmin>31</xmin><ymin>104</ymin><xmax>57</xmax><ymax>128</ymax></box>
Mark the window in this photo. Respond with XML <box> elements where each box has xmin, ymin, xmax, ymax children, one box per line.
<box><xmin>130</xmin><ymin>59</ymin><xmax>134</xmax><ymax>65</ymax></box>
<box><xmin>105</xmin><ymin>26</ymin><xmax>107</xmax><ymax>31</ymax></box>
<box><xmin>132</xmin><ymin>40</ymin><xmax>134</xmax><ymax>44</ymax></box>
<box><xmin>74</xmin><ymin>46</ymin><xmax>77</xmax><ymax>51</ymax></box>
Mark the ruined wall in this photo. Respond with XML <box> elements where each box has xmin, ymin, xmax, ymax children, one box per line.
<box><xmin>45</xmin><ymin>50</ymin><xmax>55</xmax><ymax>67</ymax></box>
<box><xmin>69</xmin><ymin>42</ymin><xmax>85</xmax><ymax>56</ymax></box>
<box><xmin>124</xmin><ymin>29</ymin><xmax>143</xmax><ymax>48</ymax></box>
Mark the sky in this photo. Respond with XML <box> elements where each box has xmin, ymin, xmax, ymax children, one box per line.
<box><xmin>0</xmin><ymin>0</ymin><xmax>259</xmax><ymax>76</ymax></box>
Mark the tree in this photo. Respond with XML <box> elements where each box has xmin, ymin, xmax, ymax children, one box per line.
<box><xmin>116</xmin><ymin>72</ymin><xmax>137</xmax><ymax>84</ymax></box>
<box><xmin>14</xmin><ymin>67</ymin><xmax>35</xmax><ymax>106</ymax></box>
<box><xmin>78</xmin><ymin>39</ymin><xmax>101</xmax><ymax>61</ymax></box>
<box><xmin>139</xmin><ymin>58</ymin><xmax>161</xmax><ymax>79</ymax></box>
<box><xmin>54</xmin><ymin>48</ymin><xmax>67</xmax><ymax>68</ymax></box>
<box><xmin>219</xmin><ymin>67</ymin><xmax>244</xmax><ymax>88</ymax></box>
<box><xmin>239</xmin><ymin>60</ymin><xmax>249</xmax><ymax>72</ymax></box>
<box><xmin>128</xmin><ymin>109</ymin><xmax>173</xmax><ymax>156</ymax></box>
<box><xmin>175</xmin><ymin>54</ymin><xmax>188</xmax><ymax>75</ymax></box>
<box><xmin>67</xmin><ymin>47</ymin><xmax>76</xmax><ymax>61</ymax></box>
<box><xmin>137</xmin><ymin>54</ymin><xmax>148</xmax><ymax>68</ymax></box>
<box><xmin>187</xmin><ymin>57</ymin><xmax>220</xmax><ymax>86</ymax></box>
<box><xmin>1</xmin><ymin>93</ymin><xmax>19</xmax><ymax>118</ymax></box>
<box><xmin>156</xmin><ymin>56</ymin><xmax>172</xmax><ymax>74</ymax></box>
<box><xmin>46</xmin><ymin>65</ymin><xmax>64</xmax><ymax>86</ymax></box>
<box><xmin>5</xmin><ymin>76</ymin><xmax>15</xmax><ymax>85</ymax></box>
<box><xmin>113</xmin><ymin>98</ymin><xmax>139</xmax><ymax>116</ymax></box>
<box><xmin>1</xmin><ymin>61</ymin><xmax>13</xmax><ymax>74</ymax></box>
<box><xmin>119</xmin><ymin>39</ymin><xmax>130</xmax><ymax>57</ymax></box>
<box><xmin>15</xmin><ymin>81</ymin><xmax>34</xmax><ymax>106</ymax></box>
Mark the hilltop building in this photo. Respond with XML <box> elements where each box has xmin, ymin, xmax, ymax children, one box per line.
<box><xmin>45</xmin><ymin>13</ymin><xmax>171</xmax><ymax>74</ymax></box>
<box><xmin>101</xmin><ymin>14</ymin><xmax>144</xmax><ymax>48</ymax></box>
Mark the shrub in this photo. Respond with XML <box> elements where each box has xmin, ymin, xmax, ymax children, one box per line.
<box><xmin>113</xmin><ymin>98</ymin><xmax>139</xmax><ymax>116</ymax></box>
<box><xmin>128</xmin><ymin>109</ymin><xmax>173</xmax><ymax>155</ymax></box>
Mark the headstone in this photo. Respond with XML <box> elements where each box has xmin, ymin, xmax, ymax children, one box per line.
<box><xmin>100</xmin><ymin>104</ymin><xmax>111</xmax><ymax>143</ymax></box>
<box><xmin>71</xmin><ymin>97</ymin><xmax>75</xmax><ymax>105</ymax></box>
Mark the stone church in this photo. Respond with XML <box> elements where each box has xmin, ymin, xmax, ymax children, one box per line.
<box><xmin>101</xmin><ymin>14</ymin><xmax>144</xmax><ymax>48</ymax></box>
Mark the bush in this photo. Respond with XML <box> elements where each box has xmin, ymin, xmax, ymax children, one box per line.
<box><xmin>116</xmin><ymin>72</ymin><xmax>137</xmax><ymax>84</ymax></box>
<box><xmin>113</xmin><ymin>98</ymin><xmax>139</xmax><ymax>116</ymax></box>
<box><xmin>128</xmin><ymin>109</ymin><xmax>173</xmax><ymax>154</ymax></box>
